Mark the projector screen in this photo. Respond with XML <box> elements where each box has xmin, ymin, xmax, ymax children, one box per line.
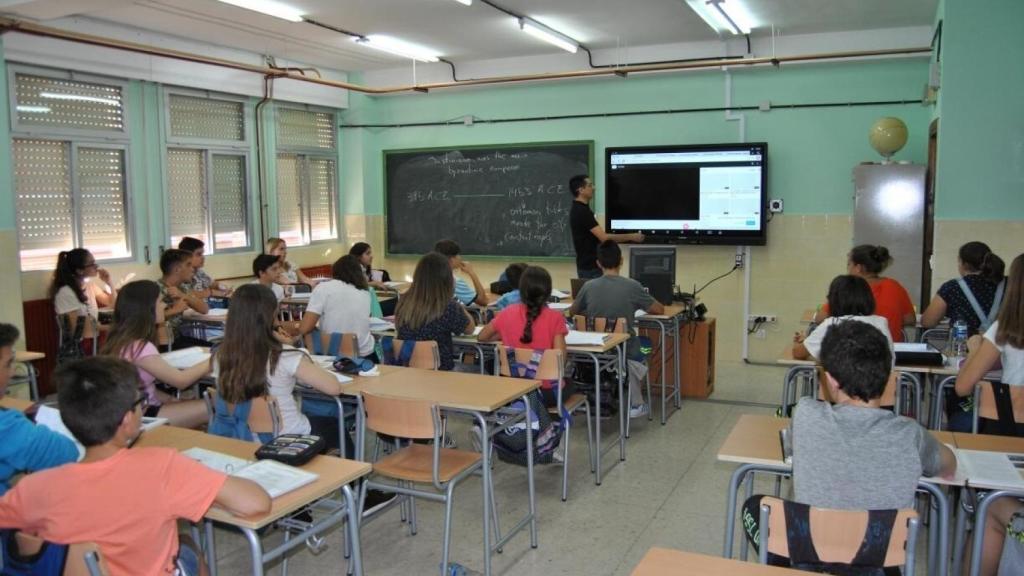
<box><xmin>605</xmin><ymin>142</ymin><xmax>767</xmax><ymax>246</ymax></box>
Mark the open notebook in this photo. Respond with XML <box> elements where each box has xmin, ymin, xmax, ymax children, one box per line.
<box><xmin>957</xmin><ymin>449</ymin><xmax>1024</xmax><ymax>491</ymax></box>
<box><xmin>160</xmin><ymin>347</ymin><xmax>211</xmax><ymax>369</ymax></box>
<box><xmin>565</xmin><ymin>331</ymin><xmax>611</xmax><ymax>346</ymax></box>
<box><xmin>183</xmin><ymin>447</ymin><xmax>319</xmax><ymax>498</ymax></box>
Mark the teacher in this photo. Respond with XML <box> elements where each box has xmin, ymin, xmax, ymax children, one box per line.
<box><xmin>569</xmin><ymin>174</ymin><xmax>644</xmax><ymax>279</ymax></box>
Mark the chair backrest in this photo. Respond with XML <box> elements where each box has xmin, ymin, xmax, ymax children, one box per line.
<box><xmin>291</xmin><ymin>283</ymin><xmax>313</xmax><ymax>294</ymax></box>
<box><xmin>758</xmin><ymin>496</ymin><xmax>918</xmax><ymax>569</ymax></box>
<box><xmin>974</xmin><ymin>380</ymin><xmax>1024</xmax><ymax>435</ymax></box>
<box><xmin>304</xmin><ymin>331</ymin><xmax>359</xmax><ymax>358</ymax></box>
<box><xmin>571</xmin><ymin>315</ymin><xmax>627</xmax><ymax>333</ymax></box>
<box><xmin>384</xmin><ymin>338</ymin><xmax>440</xmax><ymax>370</ymax></box>
<box><xmin>11</xmin><ymin>532</ymin><xmax>108</xmax><ymax>576</ymax></box>
<box><xmin>495</xmin><ymin>345</ymin><xmax>564</xmax><ymax>381</ymax></box>
<box><xmin>362</xmin><ymin>391</ymin><xmax>438</xmax><ymax>440</ymax></box>
<box><xmin>570</xmin><ymin>278</ymin><xmax>589</xmax><ymax>299</ymax></box>
<box><xmin>204</xmin><ymin>388</ymin><xmax>281</xmax><ymax>439</ymax></box>
<box><xmin>920</xmin><ymin>327</ymin><xmax>950</xmax><ymax>350</ymax></box>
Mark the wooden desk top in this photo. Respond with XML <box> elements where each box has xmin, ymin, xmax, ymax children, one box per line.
<box><xmin>135</xmin><ymin>426</ymin><xmax>370</xmax><ymax>530</ymax></box>
<box><xmin>717</xmin><ymin>414</ymin><xmax>789</xmax><ymax>466</ymax></box>
<box><xmin>639</xmin><ymin>304</ymin><xmax>688</xmax><ymax>320</ymax></box>
<box><xmin>631</xmin><ymin>548</ymin><xmax>807</xmax><ymax>576</ymax></box>
<box><xmin>0</xmin><ymin>396</ymin><xmax>33</xmax><ymax>412</ymax></box>
<box><xmin>14</xmin><ymin>351</ymin><xmax>45</xmax><ymax>363</ymax></box>
<box><xmin>953</xmin><ymin>432</ymin><xmax>1024</xmax><ymax>454</ymax></box>
<box><xmin>353</xmin><ymin>367</ymin><xmax>539</xmax><ymax>413</ymax></box>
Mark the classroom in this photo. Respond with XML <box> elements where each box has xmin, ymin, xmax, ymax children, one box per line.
<box><xmin>1</xmin><ymin>0</ymin><xmax>1023</xmax><ymax>575</ymax></box>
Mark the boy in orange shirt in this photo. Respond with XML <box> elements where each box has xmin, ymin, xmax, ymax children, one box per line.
<box><xmin>0</xmin><ymin>357</ymin><xmax>271</xmax><ymax>576</ymax></box>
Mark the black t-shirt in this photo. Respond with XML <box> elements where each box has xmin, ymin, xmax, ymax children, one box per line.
<box><xmin>570</xmin><ymin>201</ymin><xmax>599</xmax><ymax>272</ymax></box>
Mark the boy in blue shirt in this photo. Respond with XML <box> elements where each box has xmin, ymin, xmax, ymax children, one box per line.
<box><xmin>0</xmin><ymin>323</ymin><xmax>78</xmax><ymax>495</ymax></box>
<box><xmin>434</xmin><ymin>239</ymin><xmax>489</xmax><ymax>307</ymax></box>
<box><xmin>494</xmin><ymin>263</ymin><xmax>527</xmax><ymax>311</ymax></box>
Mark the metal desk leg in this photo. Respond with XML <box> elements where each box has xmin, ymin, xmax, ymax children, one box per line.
<box><xmin>342</xmin><ymin>484</ymin><xmax>364</xmax><ymax>576</ymax></box>
<box><xmin>240</xmin><ymin>528</ymin><xmax>267</xmax><ymax>576</ymax></box>
<box><xmin>673</xmin><ymin>316</ymin><xmax>682</xmax><ymax>408</ymax></box>
<box><xmin>26</xmin><ymin>363</ymin><xmax>39</xmax><ymax>402</ymax></box>
<box><xmin>590</xmin><ymin>353</ymin><xmax>604</xmax><ymax>484</ymax></box>
<box><xmin>723</xmin><ymin>463</ymin><xmax>757</xmax><ymax>558</ymax></box>
<box><xmin>952</xmin><ymin>488</ymin><xmax>972</xmax><ymax>576</ymax></box>
<box><xmin>618</xmin><ymin>342</ymin><xmax>626</xmax><ymax>462</ymax></box>
<box><xmin>204</xmin><ymin>519</ymin><xmax>217</xmax><ymax>576</ymax></box>
<box><xmin>918</xmin><ymin>482</ymin><xmax>950</xmax><ymax>576</ymax></box>
<box><xmin>968</xmin><ymin>489</ymin><xmax>1022</xmax><ymax>576</ymax></box>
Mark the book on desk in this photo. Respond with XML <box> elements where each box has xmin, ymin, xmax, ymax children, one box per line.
<box><xmin>183</xmin><ymin>447</ymin><xmax>319</xmax><ymax>498</ymax></box>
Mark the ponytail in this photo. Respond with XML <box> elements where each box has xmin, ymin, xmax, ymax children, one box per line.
<box><xmin>849</xmin><ymin>244</ymin><xmax>893</xmax><ymax>275</ymax></box>
<box><xmin>48</xmin><ymin>248</ymin><xmax>90</xmax><ymax>303</ymax></box>
<box><xmin>960</xmin><ymin>241</ymin><xmax>1004</xmax><ymax>282</ymax></box>
<box><xmin>517</xmin><ymin>266</ymin><xmax>553</xmax><ymax>346</ymax></box>
<box><xmin>981</xmin><ymin>252</ymin><xmax>1006</xmax><ymax>284</ymax></box>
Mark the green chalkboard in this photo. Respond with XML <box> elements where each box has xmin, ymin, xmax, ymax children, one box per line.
<box><xmin>384</xmin><ymin>141</ymin><xmax>593</xmax><ymax>258</ymax></box>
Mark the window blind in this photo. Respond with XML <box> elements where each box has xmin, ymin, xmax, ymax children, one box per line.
<box><xmin>166</xmin><ymin>148</ymin><xmax>208</xmax><ymax>245</ymax></box>
<box><xmin>168</xmin><ymin>94</ymin><xmax>244</xmax><ymax>142</ymax></box>
<box><xmin>308</xmin><ymin>157</ymin><xmax>336</xmax><ymax>242</ymax></box>
<box><xmin>211</xmin><ymin>154</ymin><xmax>247</xmax><ymax>249</ymax></box>
<box><xmin>76</xmin><ymin>147</ymin><xmax>129</xmax><ymax>260</ymax></box>
<box><xmin>275</xmin><ymin>154</ymin><xmax>304</xmax><ymax>246</ymax></box>
<box><xmin>276</xmin><ymin>108</ymin><xmax>335</xmax><ymax>150</ymax></box>
<box><xmin>15</xmin><ymin>73</ymin><xmax>124</xmax><ymax>132</ymax></box>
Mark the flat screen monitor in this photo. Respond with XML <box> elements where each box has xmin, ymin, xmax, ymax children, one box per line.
<box><xmin>629</xmin><ymin>247</ymin><xmax>676</xmax><ymax>305</ymax></box>
<box><xmin>606</xmin><ymin>142</ymin><xmax>767</xmax><ymax>245</ymax></box>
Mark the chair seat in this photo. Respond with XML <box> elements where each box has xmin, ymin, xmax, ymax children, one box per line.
<box><xmin>373</xmin><ymin>443</ymin><xmax>481</xmax><ymax>483</ymax></box>
<box><xmin>549</xmin><ymin>392</ymin><xmax>588</xmax><ymax>415</ymax></box>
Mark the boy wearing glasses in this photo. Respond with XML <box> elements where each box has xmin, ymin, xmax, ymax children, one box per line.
<box><xmin>0</xmin><ymin>357</ymin><xmax>271</xmax><ymax>576</ymax></box>
<box><xmin>0</xmin><ymin>323</ymin><xmax>78</xmax><ymax>495</ymax></box>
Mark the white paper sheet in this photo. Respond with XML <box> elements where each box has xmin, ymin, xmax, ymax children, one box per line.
<box><xmin>565</xmin><ymin>330</ymin><xmax>609</xmax><ymax>346</ymax></box>
<box><xmin>550</xmin><ymin>289</ymin><xmax>570</xmax><ymax>299</ymax></box>
<box><xmin>35</xmin><ymin>405</ymin><xmax>85</xmax><ymax>460</ymax></box>
<box><xmin>894</xmin><ymin>342</ymin><xmax>933</xmax><ymax>353</ymax></box>
<box><xmin>183</xmin><ymin>447</ymin><xmax>251</xmax><ymax>474</ymax></box>
<box><xmin>548</xmin><ymin>302</ymin><xmax>571</xmax><ymax>311</ymax></box>
<box><xmin>231</xmin><ymin>459</ymin><xmax>319</xmax><ymax>498</ymax></box>
<box><xmin>204</xmin><ymin>308</ymin><xmax>229</xmax><ymax>317</ymax></box>
<box><xmin>160</xmin><ymin>347</ymin><xmax>211</xmax><ymax>369</ymax></box>
<box><xmin>473</xmin><ymin>326</ymin><xmax>484</xmax><ymax>336</ymax></box>
<box><xmin>369</xmin><ymin>318</ymin><xmax>396</xmax><ymax>332</ymax></box>
<box><xmin>958</xmin><ymin>449</ymin><xmax>1024</xmax><ymax>490</ymax></box>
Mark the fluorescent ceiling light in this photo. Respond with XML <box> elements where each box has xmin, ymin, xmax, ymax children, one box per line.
<box><xmin>16</xmin><ymin>105</ymin><xmax>51</xmax><ymax>113</ymax></box>
<box><xmin>354</xmin><ymin>35</ymin><xmax>441</xmax><ymax>63</ymax></box>
<box><xmin>39</xmin><ymin>92</ymin><xmax>121</xmax><ymax>107</ymax></box>
<box><xmin>687</xmin><ymin>0</ymin><xmax>753</xmax><ymax>35</ymax></box>
<box><xmin>214</xmin><ymin>0</ymin><xmax>304</xmax><ymax>22</ymax></box>
<box><xmin>451</xmin><ymin>0</ymin><xmax>472</xmax><ymax>5</ymax></box>
<box><xmin>518</xmin><ymin>18</ymin><xmax>578</xmax><ymax>54</ymax></box>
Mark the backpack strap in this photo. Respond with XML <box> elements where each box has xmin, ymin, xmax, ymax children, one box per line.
<box><xmin>848</xmin><ymin>509</ymin><xmax>899</xmax><ymax>567</ymax></box>
<box><xmin>958</xmin><ymin>277</ymin><xmax>1003</xmax><ymax>332</ymax></box>
<box><xmin>380</xmin><ymin>336</ymin><xmax>396</xmax><ymax>365</ymax></box>
<box><xmin>989</xmin><ymin>380</ymin><xmax>1020</xmax><ymax>437</ymax></box>
<box><xmin>782</xmin><ymin>501</ymin><xmax>822</xmax><ymax>566</ymax></box>
<box><xmin>397</xmin><ymin>340</ymin><xmax>416</xmax><ymax>367</ymax></box>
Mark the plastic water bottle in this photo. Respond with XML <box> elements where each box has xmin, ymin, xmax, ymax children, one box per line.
<box><xmin>951</xmin><ymin>320</ymin><xmax>969</xmax><ymax>362</ymax></box>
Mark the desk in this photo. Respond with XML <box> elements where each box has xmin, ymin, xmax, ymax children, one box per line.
<box><xmin>717</xmin><ymin>414</ymin><xmax>953</xmax><ymax>576</ymax></box>
<box><xmin>350</xmin><ymin>366</ymin><xmax>539</xmax><ymax>576</ymax></box>
<box><xmin>637</xmin><ymin>305</ymin><xmax>686</xmax><ymax>424</ymax></box>
<box><xmin>14</xmin><ymin>351</ymin><xmax>44</xmax><ymax>401</ymax></box>
<box><xmin>135</xmin><ymin>425</ymin><xmax>370</xmax><ymax>576</ymax></box>
<box><xmin>631</xmin><ymin>547</ymin><xmax>808</xmax><ymax>576</ymax></box>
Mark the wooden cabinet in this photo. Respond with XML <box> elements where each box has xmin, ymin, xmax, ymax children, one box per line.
<box><xmin>641</xmin><ymin>317</ymin><xmax>716</xmax><ymax>399</ymax></box>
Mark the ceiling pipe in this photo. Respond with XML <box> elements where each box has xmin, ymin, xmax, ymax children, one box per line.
<box><xmin>0</xmin><ymin>16</ymin><xmax>931</xmax><ymax>96</ymax></box>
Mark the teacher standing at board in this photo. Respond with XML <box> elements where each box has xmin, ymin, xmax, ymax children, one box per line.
<box><xmin>569</xmin><ymin>174</ymin><xmax>644</xmax><ymax>279</ymax></box>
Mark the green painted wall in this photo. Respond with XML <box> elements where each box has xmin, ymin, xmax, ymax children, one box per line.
<box><xmin>0</xmin><ymin>38</ymin><xmax>12</xmax><ymax>231</ymax></box>
<box><xmin>935</xmin><ymin>0</ymin><xmax>1024</xmax><ymax>220</ymax></box>
<box><xmin>343</xmin><ymin>58</ymin><xmax>931</xmax><ymax>216</ymax></box>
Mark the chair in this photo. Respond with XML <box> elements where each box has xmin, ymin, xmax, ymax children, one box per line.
<box><xmin>757</xmin><ymin>496</ymin><xmax>920</xmax><ymax>574</ymax></box>
<box><xmin>920</xmin><ymin>327</ymin><xmax>950</xmax><ymax>351</ymax></box>
<box><xmin>572</xmin><ymin>315</ymin><xmax>651</xmax><ymax>432</ymax></box>
<box><xmin>5</xmin><ymin>532</ymin><xmax>108</xmax><ymax>576</ymax></box>
<box><xmin>382</xmin><ymin>338</ymin><xmax>441</xmax><ymax>370</ymax></box>
<box><xmin>304</xmin><ymin>330</ymin><xmax>359</xmax><ymax>358</ymax></box>
<box><xmin>496</xmin><ymin>345</ymin><xmax>594</xmax><ymax>502</ymax></box>
<box><xmin>972</xmin><ymin>380</ymin><xmax>1024</xmax><ymax>436</ymax></box>
<box><xmin>203</xmin><ymin>388</ymin><xmax>281</xmax><ymax>442</ymax></box>
<box><xmin>56</xmin><ymin>313</ymin><xmax>98</xmax><ymax>362</ymax></box>
<box><xmin>358</xmin><ymin>392</ymin><xmax>488</xmax><ymax>575</ymax></box>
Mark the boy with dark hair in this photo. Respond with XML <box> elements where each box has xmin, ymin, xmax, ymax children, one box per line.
<box><xmin>159</xmin><ymin>248</ymin><xmax>210</xmax><ymax>348</ymax></box>
<box><xmin>0</xmin><ymin>357</ymin><xmax>271</xmax><ymax>576</ymax></box>
<box><xmin>434</xmin><ymin>239</ymin><xmax>489</xmax><ymax>306</ymax></box>
<box><xmin>178</xmin><ymin>236</ymin><xmax>231</xmax><ymax>298</ymax></box>
<box><xmin>0</xmin><ymin>323</ymin><xmax>78</xmax><ymax>495</ymax></box>
<box><xmin>252</xmin><ymin>253</ymin><xmax>286</xmax><ymax>302</ymax></box>
<box><xmin>569</xmin><ymin>240</ymin><xmax>664</xmax><ymax>418</ymax></box>
<box><xmin>494</xmin><ymin>262</ymin><xmax>528</xmax><ymax>311</ymax></box>
<box><xmin>795</xmin><ymin>320</ymin><xmax>956</xmax><ymax>510</ymax></box>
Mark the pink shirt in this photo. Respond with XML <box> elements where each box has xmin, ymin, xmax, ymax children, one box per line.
<box><xmin>0</xmin><ymin>447</ymin><xmax>226</xmax><ymax>576</ymax></box>
<box><xmin>491</xmin><ymin>304</ymin><xmax>568</xmax><ymax>351</ymax></box>
<box><xmin>121</xmin><ymin>340</ymin><xmax>162</xmax><ymax>407</ymax></box>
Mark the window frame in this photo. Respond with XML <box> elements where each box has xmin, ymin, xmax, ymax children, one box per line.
<box><xmin>162</xmin><ymin>87</ymin><xmax>253</xmax><ymax>254</ymax></box>
<box><xmin>8</xmin><ymin>65</ymin><xmax>135</xmax><ymax>270</ymax></box>
<box><xmin>274</xmin><ymin>103</ymin><xmax>339</xmax><ymax>246</ymax></box>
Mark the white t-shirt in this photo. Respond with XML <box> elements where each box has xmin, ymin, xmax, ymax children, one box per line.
<box><xmin>215</xmin><ymin>347</ymin><xmax>309</xmax><ymax>435</ymax></box>
<box><xmin>280</xmin><ymin>262</ymin><xmax>299</xmax><ymax>284</ymax></box>
<box><xmin>249</xmin><ymin>279</ymin><xmax>285</xmax><ymax>302</ymax></box>
<box><xmin>54</xmin><ymin>285</ymin><xmax>98</xmax><ymax>319</ymax></box>
<box><xmin>803</xmin><ymin>315</ymin><xmax>893</xmax><ymax>362</ymax></box>
<box><xmin>984</xmin><ymin>321</ymin><xmax>1024</xmax><ymax>385</ymax></box>
<box><xmin>306</xmin><ymin>279</ymin><xmax>374</xmax><ymax>357</ymax></box>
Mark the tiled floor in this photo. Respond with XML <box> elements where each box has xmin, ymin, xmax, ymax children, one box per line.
<box><xmin>209</xmin><ymin>361</ymin><xmax>792</xmax><ymax>575</ymax></box>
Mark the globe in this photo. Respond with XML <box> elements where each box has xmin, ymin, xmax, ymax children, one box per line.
<box><xmin>869</xmin><ymin>117</ymin><xmax>908</xmax><ymax>159</ymax></box>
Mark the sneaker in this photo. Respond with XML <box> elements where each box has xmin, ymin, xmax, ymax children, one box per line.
<box><xmin>443</xmin><ymin>432</ymin><xmax>457</xmax><ymax>449</ymax></box>
<box><xmin>362</xmin><ymin>489</ymin><xmax>397</xmax><ymax>517</ymax></box>
<box><xmin>629</xmin><ymin>403</ymin><xmax>650</xmax><ymax>419</ymax></box>
<box><xmin>552</xmin><ymin>449</ymin><xmax>565</xmax><ymax>464</ymax></box>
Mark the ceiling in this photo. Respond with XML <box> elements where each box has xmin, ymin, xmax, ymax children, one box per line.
<box><xmin>1</xmin><ymin>0</ymin><xmax>939</xmax><ymax>72</ymax></box>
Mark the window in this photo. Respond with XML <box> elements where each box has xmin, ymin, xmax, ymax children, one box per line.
<box><xmin>275</xmin><ymin>106</ymin><xmax>337</xmax><ymax>245</ymax></box>
<box><xmin>10</xmin><ymin>69</ymin><xmax>131</xmax><ymax>271</ymax></box>
<box><xmin>164</xmin><ymin>92</ymin><xmax>250</xmax><ymax>251</ymax></box>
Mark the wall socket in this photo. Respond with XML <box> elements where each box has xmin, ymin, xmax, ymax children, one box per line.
<box><xmin>754</xmin><ymin>328</ymin><xmax>767</xmax><ymax>339</ymax></box>
<box><xmin>748</xmin><ymin>314</ymin><xmax>777</xmax><ymax>324</ymax></box>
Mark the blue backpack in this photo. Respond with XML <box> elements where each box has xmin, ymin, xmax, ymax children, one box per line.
<box><xmin>493</xmin><ymin>349</ymin><xmax>562</xmax><ymax>466</ymax></box>
<box><xmin>207</xmin><ymin>394</ymin><xmax>273</xmax><ymax>444</ymax></box>
<box><xmin>379</xmin><ymin>336</ymin><xmax>417</xmax><ymax>367</ymax></box>
<box><xmin>0</xmin><ymin>530</ymin><xmax>69</xmax><ymax>576</ymax></box>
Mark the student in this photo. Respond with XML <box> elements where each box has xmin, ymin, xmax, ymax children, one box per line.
<box><xmin>178</xmin><ymin>236</ymin><xmax>232</xmax><ymax>298</ymax></box>
<box><xmin>100</xmin><ymin>280</ymin><xmax>210</xmax><ymax>429</ymax></box>
<box><xmin>818</xmin><ymin>245</ymin><xmax>915</xmax><ymax>342</ymax></box>
<box><xmin>395</xmin><ymin>252</ymin><xmax>476</xmax><ymax>371</ymax></box>
<box><xmin>252</xmin><ymin>253</ymin><xmax>286</xmax><ymax>302</ymax></box>
<box><xmin>795</xmin><ymin>321</ymin><xmax>955</xmax><ymax>509</ymax></box>
<box><xmin>494</xmin><ymin>262</ymin><xmax>528</xmax><ymax>311</ymax></box>
<box><xmin>569</xmin><ymin>240</ymin><xmax>664</xmax><ymax>418</ymax></box>
<box><xmin>0</xmin><ymin>357</ymin><xmax>271</xmax><ymax>576</ymax></box>
<box><xmin>479</xmin><ymin>266</ymin><xmax>571</xmax><ymax>407</ymax></box>
<box><xmin>265</xmin><ymin>238</ymin><xmax>317</xmax><ymax>286</ymax></box>
<box><xmin>299</xmin><ymin>255</ymin><xmax>377</xmax><ymax>360</ymax></box>
<box><xmin>922</xmin><ymin>241</ymin><xmax>1006</xmax><ymax>335</ymax></box>
<box><xmin>158</xmin><ymin>248</ymin><xmax>210</xmax><ymax>349</ymax></box>
<box><xmin>793</xmin><ymin>275</ymin><xmax>893</xmax><ymax>361</ymax></box>
<box><xmin>568</xmin><ymin>174</ymin><xmax>643</xmax><ymax>279</ymax></box>
<box><xmin>971</xmin><ymin>497</ymin><xmax>1024</xmax><ymax>576</ymax></box>
<box><xmin>955</xmin><ymin>253</ymin><xmax>1024</xmax><ymax>406</ymax></box>
<box><xmin>349</xmin><ymin>242</ymin><xmax>390</xmax><ymax>289</ymax></box>
<box><xmin>434</xmin><ymin>239</ymin><xmax>489</xmax><ymax>307</ymax></box>
<box><xmin>49</xmin><ymin>248</ymin><xmax>116</xmax><ymax>353</ymax></box>
<box><xmin>0</xmin><ymin>323</ymin><xmax>79</xmax><ymax>496</ymax></box>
